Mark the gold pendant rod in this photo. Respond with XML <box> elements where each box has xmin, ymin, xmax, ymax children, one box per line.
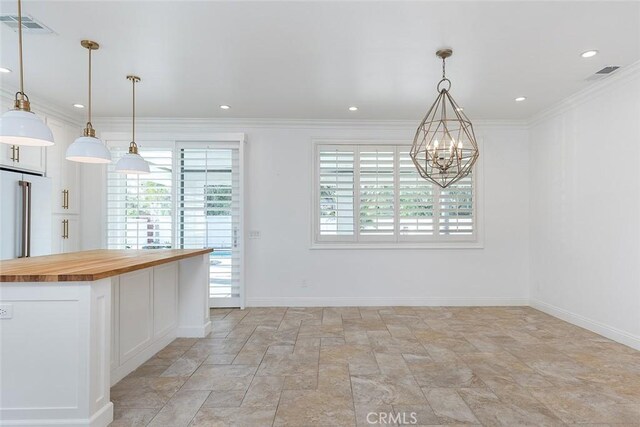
<box><xmin>17</xmin><ymin>0</ymin><xmax>24</xmax><ymax>98</ymax></box>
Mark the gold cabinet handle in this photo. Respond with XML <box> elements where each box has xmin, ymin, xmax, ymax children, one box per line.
<box><xmin>62</xmin><ymin>190</ymin><xmax>69</xmax><ymax>209</ymax></box>
<box><xmin>62</xmin><ymin>219</ymin><xmax>69</xmax><ymax>239</ymax></box>
<box><xmin>15</xmin><ymin>146</ymin><xmax>20</xmax><ymax>162</ymax></box>
<box><xmin>10</xmin><ymin>145</ymin><xmax>15</xmax><ymax>161</ymax></box>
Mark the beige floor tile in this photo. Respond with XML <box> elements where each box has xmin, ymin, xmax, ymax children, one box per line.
<box><xmin>241</xmin><ymin>376</ymin><xmax>285</xmax><ymax>408</ymax></box>
<box><xmin>110</xmin><ymin>407</ymin><xmax>159</xmax><ymax>427</ymax></box>
<box><xmin>423</xmin><ymin>388</ymin><xmax>479</xmax><ymax>424</ymax></box>
<box><xmin>109</xmin><ymin>307</ymin><xmax>640</xmax><ymax>427</ymax></box>
<box><xmin>190</xmin><ymin>406</ymin><xmax>277</xmax><ymax>427</ymax></box>
<box><xmin>200</xmin><ymin>389</ymin><xmax>246</xmax><ymax>408</ymax></box>
<box><xmin>147</xmin><ymin>389</ymin><xmax>209</xmax><ymax>427</ymax></box>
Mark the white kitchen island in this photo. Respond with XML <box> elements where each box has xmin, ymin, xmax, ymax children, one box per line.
<box><xmin>0</xmin><ymin>249</ymin><xmax>212</xmax><ymax>427</ymax></box>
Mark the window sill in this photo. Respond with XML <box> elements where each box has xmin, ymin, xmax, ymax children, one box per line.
<box><xmin>310</xmin><ymin>242</ymin><xmax>484</xmax><ymax>250</ymax></box>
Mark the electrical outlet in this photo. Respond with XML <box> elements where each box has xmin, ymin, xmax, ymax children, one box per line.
<box><xmin>249</xmin><ymin>230</ymin><xmax>261</xmax><ymax>239</ymax></box>
<box><xmin>301</xmin><ymin>279</ymin><xmax>309</xmax><ymax>288</ymax></box>
<box><xmin>0</xmin><ymin>304</ymin><xmax>13</xmax><ymax>319</ymax></box>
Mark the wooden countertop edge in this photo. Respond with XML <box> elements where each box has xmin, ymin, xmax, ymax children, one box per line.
<box><xmin>0</xmin><ymin>248</ymin><xmax>212</xmax><ymax>283</ymax></box>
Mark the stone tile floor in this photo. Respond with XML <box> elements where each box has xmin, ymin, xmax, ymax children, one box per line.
<box><xmin>110</xmin><ymin>307</ymin><xmax>640</xmax><ymax>426</ymax></box>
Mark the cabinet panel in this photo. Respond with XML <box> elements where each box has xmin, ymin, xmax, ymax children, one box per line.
<box><xmin>52</xmin><ymin>215</ymin><xmax>80</xmax><ymax>254</ymax></box>
<box><xmin>153</xmin><ymin>264</ymin><xmax>178</xmax><ymax>338</ymax></box>
<box><xmin>119</xmin><ymin>269</ymin><xmax>153</xmax><ymax>363</ymax></box>
<box><xmin>0</xmin><ymin>144</ymin><xmax>45</xmax><ymax>172</ymax></box>
<box><xmin>45</xmin><ymin>118</ymin><xmax>80</xmax><ymax>215</ymax></box>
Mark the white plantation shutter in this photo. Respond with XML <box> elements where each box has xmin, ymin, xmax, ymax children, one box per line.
<box><xmin>318</xmin><ymin>147</ymin><xmax>355</xmax><ymax>239</ymax></box>
<box><xmin>398</xmin><ymin>150</ymin><xmax>435</xmax><ymax>237</ymax></box>
<box><xmin>315</xmin><ymin>143</ymin><xmax>477</xmax><ymax>244</ymax></box>
<box><xmin>107</xmin><ymin>149</ymin><xmax>174</xmax><ymax>249</ymax></box>
<box><xmin>359</xmin><ymin>148</ymin><xmax>395</xmax><ymax>238</ymax></box>
<box><xmin>438</xmin><ymin>174</ymin><xmax>474</xmax><ymax>235</ymax></box>
<box><xmin>179</xmin><ymin>148</ymin><xmax>241</xmax><ymax>305</ymax></box>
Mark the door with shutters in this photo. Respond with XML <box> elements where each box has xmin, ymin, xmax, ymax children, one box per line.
<box><xmin>178</xmin><ymin>144</ymin><xmax>242</xmax><ymax>308</ymax></box>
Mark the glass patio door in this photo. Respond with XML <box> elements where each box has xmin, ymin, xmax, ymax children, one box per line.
<box><xmin>178</xmin><ymin>145</ymin><xmax>242</xmax><ymax>307</ymax></box>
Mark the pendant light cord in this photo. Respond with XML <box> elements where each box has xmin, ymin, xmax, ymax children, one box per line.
<box><xmin>87</xmin><ymin>46</ymin><xmax>92</xmax><ymax>127</ymax></box>
<box><xmin>442</xmin><ymin>57</ymin><xmax>446</xmax><ymax>80</ymax></box>
<box><xmin>132</xmin><ymin>77</ymin><xmax>135</xmax><ymax>143</ymax></box>
<box><xmin>17</xmin><ymin>0</ymin><xmax>24</xmax><ymax>98</ymax></box>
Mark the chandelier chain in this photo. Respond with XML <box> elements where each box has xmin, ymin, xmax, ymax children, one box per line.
<box><xmin>442</xmin><ymin>57</ymin><xmax>446</xmax><ymax>80</ymax></box>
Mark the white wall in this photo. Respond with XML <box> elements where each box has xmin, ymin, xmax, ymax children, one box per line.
<box><xmin>529</xmin><ymin>64</ymin><xmax>640</xmax><ymax>349</ymax></box>
<box><xmin>83</xmin><ymin>120</ymin><xmax>530</xmax><ymax>306</ymax></box>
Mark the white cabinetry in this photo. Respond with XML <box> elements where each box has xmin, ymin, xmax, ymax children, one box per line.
<box><xmin>45</xmin><ymin>117</ymin><xmax>82</xmax><ymax>253</ymax></box>
<box><xmin>110</xmin><ymin>263</ymin><xmax>179</xmax><ymax>384</ymax></box>
<box><xmin>0</xmin><ymin>143</ymin><xmax>46</xmax><ymax>173</ymax></box>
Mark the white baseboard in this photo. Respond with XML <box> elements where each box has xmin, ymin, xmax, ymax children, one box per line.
<box><xmin>246</xmin><ymin>297</ymin><xmax>529</xmax><ymax>307</ymax></box>
<box><xmin>0</xmin><ymin>403</ymin><xmax>113</xmax><ymax>427</ymax></box>
<box><xmin>530</xmin><ymin>299</ymin><xmax>640</xmax><ymax>351</ymax></box>
<box><xmin>178</xmin><ymin>320</ymin><xmax>212</xmax><ymax>338</ymax></box>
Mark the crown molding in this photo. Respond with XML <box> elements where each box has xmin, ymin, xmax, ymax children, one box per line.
<box><xmin>93</xmin><ymin>117</ymin><xmax>528</xmax><ymax>132</ymax></box>
<box><xmin>527</xmin><ymin>59</ymin><xmax>640</xmax><ymax>127</ymax></box>
<box><xmin>1</xmin><ymin>87</ymin><xmax>83</xmax><ymax>128</ymax></box>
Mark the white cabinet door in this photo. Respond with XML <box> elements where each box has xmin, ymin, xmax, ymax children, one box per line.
<box><xmin>118</xmin><ymin>269</ymin><xmax>153</xmax><ymax>363</ymax></box>
<box><xmin>0</xmin><ymin>144</ymin><xmax>45</xmax><ymax>173</ymax></box>
<box><xmin>153</xmin><ymin>263</ymin><xmax>178</xmax><ymax>338</ymax></box>
<box><xmin>52</xmin><ymin>215</ymin><xmax>80</xmax><ymax>254</ymax></box>
<box><xmin>45</xmin><ymin>118</ymin><xmax>80</xmax><ymax>215</ymax></box>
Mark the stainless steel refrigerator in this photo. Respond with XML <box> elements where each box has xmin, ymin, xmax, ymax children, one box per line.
<box><xmin>0</xmin><ymin>169</ymin><xmax>52</xmax><ymax>260</ymax></box>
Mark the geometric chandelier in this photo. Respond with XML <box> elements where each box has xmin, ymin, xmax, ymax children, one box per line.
<box><xmin>410</xmin><ymin>48</ymin><xmax>479</xmax><ymax>188</ymax></box>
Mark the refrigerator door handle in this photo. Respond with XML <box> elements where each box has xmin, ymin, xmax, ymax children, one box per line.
<box><xmin>18</xmin><ymin>180</ymin><xmax>32</xmax><ymax>258</ymax></box>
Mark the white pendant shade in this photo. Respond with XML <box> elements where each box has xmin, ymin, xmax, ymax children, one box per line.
<box><xmin>115</xmin><ymin>151</ymin><xmax>150</xmax><ymax>174</ymax></box>
<box><xmin>0</xmin><ymin>109</ymin><xmax>54</xmax><ymax>147</ymax></box>
<box><xmin>66</xmin><ymin>135</ymin><xmax>112</xmax><ymax>163</ymax></box>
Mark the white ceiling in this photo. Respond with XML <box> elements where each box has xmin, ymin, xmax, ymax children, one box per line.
<box><xmin>1</xmin><ymin>1</ymin><xmax>639</xmax><ymax>120</ymax></box>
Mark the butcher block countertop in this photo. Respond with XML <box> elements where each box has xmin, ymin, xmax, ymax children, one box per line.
<box><xmin>0</xmin><ymin>249</ymin><xmax>213</xmax><ymax>282</ymax></box>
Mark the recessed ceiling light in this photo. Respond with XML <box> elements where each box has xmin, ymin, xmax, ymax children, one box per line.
<box><xmin>515</xmin><ymin>97</ymin><xmax>526</xmax><ymax>102</ymax></box>
<box><xmin>581</xmin><ymin>50</ymin><xmax>598</xmax><ymax>58</ymax></box>
<box><xmin>219</xmin><ymin>105</ymin><xmax>230</xmax><ymax>110</ymax></box>
<box><xmin>348</xmin><ymin>106</ymin><xmax>358</xmax><ymax>111</ymax></box>
<box><xmin>0</xmin><ymin>67</ymin><xmax>11</xmax><ymax>73</ymax></box>
<box><xmin>72</xmin><ymin>103</ymin><xmax>85</xmax><ymax>109</ymax></box>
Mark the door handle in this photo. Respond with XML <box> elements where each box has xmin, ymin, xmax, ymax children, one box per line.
<box><xmin>62</xmin><ymin>219</ymin><xmax>69</xmax><ymax>239</ymax></box>
<box><xmin>10</xmin><ymin>145</ymin><xmax>15</xmax><ymax>161</ymax></box>
<box><xmin>18</xmin><ymin>180</ymin><xmax>32</xmax><ymax>257</ymax></box>
<box><xmin>15</xmin><ymin>146</ymin><xmax>20</xmax><ymax>163</ymax></box>
<box><xmin>233</xmin><ymin>227</ymin><xmax>238</xmax><ymax>248</ymax></box>
<box><xmin>62</xmin><ymin>190</ymin><xmax>69</xmax><ymax>209</ymax></box>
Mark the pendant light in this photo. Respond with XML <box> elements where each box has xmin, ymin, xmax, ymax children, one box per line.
<box><xmin>66</xmin><ymin>40</ymin><xmax>111</xmax><ymax>164</ymax></box>
<box><xmin>0</xmin><ymin>0</ymin><xmax>54</xmax><ymax>146</ymax></box>
<box><xmin>410</xmin><ymin>48</ymin><xmax>479</xmax><ymax>188</ymax></box>
<box><xmin>115</xmin><ymin>76</ymin><xmax>149</xmax><ymax>174</ymax></box>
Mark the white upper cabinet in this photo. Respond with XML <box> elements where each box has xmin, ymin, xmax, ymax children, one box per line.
<box><xmin>0</xmin><ymin>142</ymin><xmax>46</xmax><ymax>173</ymax></box>
<box><xmin>45</xmin><ymin>117</ymin><xmax>81</xmax><ymax>215</ymax></box>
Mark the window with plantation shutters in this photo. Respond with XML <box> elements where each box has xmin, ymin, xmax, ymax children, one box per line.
<box><xmin>318</xmin><ymin>148</ymin><xmax>355</xmax><ymax>239</ymax></box>
<box><xmin>107</xmin><ymin>148</ymin><xmax>173</xmax><ymax>249</ymax></box>
<box><xmin>178</xmin><ymin>147</ymin><xmax>241</xmax><ymax>306</ymax></box>
<box><xmin>314</xmin><ymin>143</ymin><xmax>478</xmax><ymax>246</ymax></box>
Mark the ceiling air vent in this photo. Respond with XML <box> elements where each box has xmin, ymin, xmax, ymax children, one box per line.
<box><xmin>596</xmin><ymin>66</ymin><xmax>620</xmax><ymax>75</ymax></box>
<box><xmin>586</xmin><ymin>65</ymin><xmax>621</xmax><ymax>81</ymax></box>
<box><xmin>0</xmin><ymin>14</ymin><xmax>53</xmax><ymax>34</ymax></box>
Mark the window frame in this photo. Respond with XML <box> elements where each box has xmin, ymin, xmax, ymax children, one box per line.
<box><xmin>311</xmin><ymin>139</ymin><xmax>484</xmax><ymax>249</ymax></box>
